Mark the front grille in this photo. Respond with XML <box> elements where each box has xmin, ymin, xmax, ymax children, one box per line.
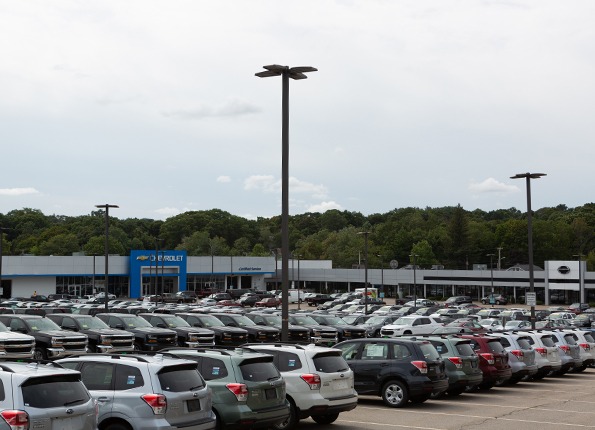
<box><xmin>156</xmin><ymin>335</ymin><xmax>176</xmax><ymax>344</ymax></box>
<box><xmin>320</xmin><ymin>331</ymin><xmax>337</xmax><ymax>340</ymax></box>
<box><xmin>346</xmin><ymin>330</ymin><xmax>366</xmax><ymax>339</ymax></box>
<box><xmin>62</xmin><ymin>337</ymin><xmax>87</xmax><ymax>351</ymax></box>
<box><xmin>289</xmin><ymin>330</ymin><xmax>310</xmax><ymax>342</ymax></box>
<box><xmin>1</xmin><ymin>339</ymin><xmax>35</xmax><ymax>354</ymax></box>
<box><xmin>110</xmin><ymin>336</ymin><xmax>134</xmax><ymax>347</ymax></box>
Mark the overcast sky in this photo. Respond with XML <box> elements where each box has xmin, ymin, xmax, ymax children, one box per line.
<box><xmin>1</xmin><ymin>1</ymin><xmax>594</xmax><ymax>221</ymax></box>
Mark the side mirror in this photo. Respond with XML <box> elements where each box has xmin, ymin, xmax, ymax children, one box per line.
<box><xmin>193</xmin><ymin>322</ymin><xmax>202</xmax><ymax>328</ymax></box>
<box><xmin>115</xmin><ymin>324</ymin><xmax>125</xmax><ymax>330</ymax></box>
<box><xmin>156</xmin><ymin>323</ymin><xmax>167</xmax><ymax>329</ymax></box>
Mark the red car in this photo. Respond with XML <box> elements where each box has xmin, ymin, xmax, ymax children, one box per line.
<box><xmin>216</xmin><ymin>299</ymin><xmax>242</xmax><ymax>307</ymax></box>
<box><xmin>255</xmin><ymin>297</ymin><xmax>281</xmax><ymax>308</ymax></box>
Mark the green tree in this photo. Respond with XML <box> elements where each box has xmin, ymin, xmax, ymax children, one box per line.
<box><xmin>410</xmin><ymin>240</ymin><xmax>436</xmax><ymax>268</ymax></box>
<box><xmin>38</xmin><ymin>233</ymin><xmax>80</xmax><ymax>255</ymax></box>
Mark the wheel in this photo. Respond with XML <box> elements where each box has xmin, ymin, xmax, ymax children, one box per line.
<box><xmin>403</xmin><ymin>331</ymin><xmax>412</xmax><ymax>335</ymax></box>
<box><xmin>478</xmin><ymin>382</ymin><xmax>494</xmax><ymax>390</ymax></box>
<box><xmin>446</xmin><ymin>388</ymin><xmax>465</xmax><ymax>396</ymax></box>
<box><xmin>481</xmin><ymin>300</ymin><xmax>487</xmax><ymax>305</ymax></box>
<box><xmin>573</xmin><ymin>365</ymin><xmax>587</xmax><ymax>373</ymax></box>
<box><xmin>298</xmin><ymin>299</ymin><xmax>303</xmax><ymax>304</ymax></box>
<box><xmin>33</xmin><ymin>348</ymin><xmax>47</xmax><ymax>360</ymax></box>
<box><xmin>133</xmin><ymin>343</ymin><xmax>143</xmax><ymax>352</ymax></box>
<box><xmin>273</xmin><ymin>399</ymin><xmax>298</xmax><ymax>430</ymax></box>
<box><xmin>311</xmin><ymin>413</ymin><xmax>339</xmax><ymax>425</ymax></box>
<box><xmin>496</xmin><ymin>301</ymin><xmax>501</xmax><ymax>305</ymax></box>
<box><xmin>381</xmin><ymin>380</ymin><xmax>409</xmax><ymax>408</ymax></box>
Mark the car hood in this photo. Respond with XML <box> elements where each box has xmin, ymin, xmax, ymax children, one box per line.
<box><xmin>128</xmin><ymin>327</ymin><xmax>177</xmax><ymax>335</ymax></box>
<box><xmin>85</xmin><ymin>328</ymin><xmax>134</xmax><ymax>336</ymax></box>
<box><xmin>35</xmin><ymin>330</ymin><xmax>87</xmax><ymax>338</ymax></box>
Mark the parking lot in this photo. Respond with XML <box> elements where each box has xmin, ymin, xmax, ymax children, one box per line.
<box><xmin>299</xmin><ymin>369</ymin><xmax>595</xmax><ymax>430</ymax></box>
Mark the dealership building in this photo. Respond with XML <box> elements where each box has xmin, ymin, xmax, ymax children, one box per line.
<box><xmin>0</xmin><ymin>250</ymin><xmax>592</xmax><ymax>305</ymax></box>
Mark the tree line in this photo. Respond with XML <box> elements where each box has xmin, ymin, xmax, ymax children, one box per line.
<box><xmin>1</xmin><ymin>203</ymin><xmax>594</xmax><ymax>270</ymax></box>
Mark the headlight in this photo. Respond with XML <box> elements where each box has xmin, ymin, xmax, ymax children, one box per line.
<box><xmin>188</xmin><ymin>334</ymin><xmax>199</xmax><ymax>342</ymax></box>
<box><xmin>99</xmin><ymin>335</ymin><xmax>112</xmax><ymax>345</ymax></box>
<box><xmin>343</xmin><ymin>330</ymin><xmax>351</xmax><ymax>336</ymax></box>
<box><xmin>51</xmin><ymin>337</ymin><xmax>63</xmax><ymax>347</ymax></box>
<box><xmin>257</xmin><ymin>331</ymin><xmax>265</xmax><ymax>336</ymax></box>
<box><xmin>223</xmin><ymin>332</ymin><xmax>231</xmax><ymax>337</ymax></box>
<box><xmin>313</xmin><ymin>330</ymin><xmax>321</xmax><ymax>336</ymax></box>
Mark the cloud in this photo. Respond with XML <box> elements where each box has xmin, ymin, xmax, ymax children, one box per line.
<box><xmin>216</xmin><ymin>176</ymin><xmax>231</xmax><ymax>183</ymax></box>
<box><xmin>468</xmin><ymin>178</ymin><xmax>519</xmax><ymax>193</ymax></box>
<box><xmin>163</xmin><ymin>98</ymin><xmax>261</xmax><ymax>120</ymax></box>
<box><xmin>154</xmin><ymin>207</ymin><xmax>181</xmax><ymax>217</ymax></box>
<box><xmin>307</xmin><ymin>201</ymin><xmax>344</xmax><ymax>213</ymax></box>
<box><xmin>243</xmin><ymin>176</ymin><xmax>329</xmax><ymax>199</ymax></box>
<box><xmin>0</xmin><ymin>187</ymin><xmax>39</xmax><ymax>196</ymax></box>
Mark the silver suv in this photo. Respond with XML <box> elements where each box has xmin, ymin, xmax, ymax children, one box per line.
<box><xmin>0</xmin><ymin>361</ymin><xmax>97</xmax><ymax>430</ymax></box>
<box><xmin>57</xmin><ymin>353</ymin><xmax>216</xmax><ymax>430</ymax></box>
<box><xmin>247</xmin><ymin>343</ymin><xmax>358</xmax><ymax>430</ymax></box>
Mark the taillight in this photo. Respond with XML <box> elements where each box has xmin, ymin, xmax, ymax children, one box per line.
<box><xmin>559</xmin><ymin>345</ymin><xmax>570</xmax><ymax>354</ymax></box>
<box><xmin>511</xmin><ymin>349</ymin><xmax>524</xmax><ymax>358</ymax></box>
<box><xmin>479</xmin><ymin>353</ymin><xmax>494</xmax><ymax>365</ymax></box>
<box><xmin>411</xmin><ymin>361</ymin><xmax>428</xmax><ymax>374</ymax></box>
<box><xmin>0</xmin><ymin>410</ymin><xmax>29</xmax><ymax>430</ymax></box>
<box><xmin>141</xmin><ymin>394</ymin><xmax>167</xmax><ymax>415</ymax></box>
<box><xmin>535</xmin><ymin>347</ymin><xmax>547</xmax><ymax>356</ymax></box>
<box><xmin>226</xmin><ymin>383</ymin><xmax>249</xmax><ymax>401</ymax></box>
<box><xmin>447</xmin><ymin>357</ymin><xmax>463</xmax><ymax>369</ymax></box>
<box><xmin>579</xmin><ymin>343</ymin><xmax>590</xmax><ymax>351</ymax></box>
<box><xmin>300</xmin><ymin>373</ymin><xmax>321</xmax><ymax>390</ymax></box>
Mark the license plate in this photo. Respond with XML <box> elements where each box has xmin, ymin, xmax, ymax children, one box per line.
<box><xmin>333</xmin><ymin>379</ymin><xmax>349</xmax><ymax>390</ymax></box>
<box><xmin>265</xmin><ymin>388</ymin><xmax>277</xmax><ymax>400</ymax></box>
<box><xmin>187</xmin><ymin>399</ymin><xmax>201</xmax><ymax>412</ymax></box>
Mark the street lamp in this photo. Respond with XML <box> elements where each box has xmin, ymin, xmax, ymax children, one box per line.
<box><xmin>256</xmin><ymin>64</ymin><xmax>317</xmax><ymax>342</ymax></box>
<box><xmin>95</xmin><ymin>204</ymin><xmax>119</xmax><ymax>313</ymax></box>
<box><xmin>377</xmin><ymin>254</ymin><xmax>384</xmax><ymax>300</ymax></box>
<box><xmin>0</xmin><ymin>227</ymin><xmax>11</xmax><ymax>296</ymax></box>
<box><xmin>510</xmin><ymin>172</ymin><xmax>546</xmax><ymax>329</ymax></box>
<box><xmin>410</xmin><ymin>254</ymin><xmax>419</xmax><ymax>306</ymax></box>
<box><xmin>574</xmin><ymin>254</ymin><xmax>585</xmax><ymax>303</ymax></box>
<box><xmin>487</xmin><ymin>253</ymin><xmax>495</xmax><ymax>307</ymax></box>
<box><xmin>358</xmin><ymin>231</ymin><xmax>370</xmax><ymax>314</ymax></box>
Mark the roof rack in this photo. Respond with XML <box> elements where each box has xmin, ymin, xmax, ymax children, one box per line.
<box><xmin>61</xmin><ymin>352</ymin><xmax>153</xmax><ymax>362</ymax></box>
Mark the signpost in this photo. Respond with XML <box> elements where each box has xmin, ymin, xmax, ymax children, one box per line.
<box><xmin>526</xmin><ymin>292</ymin><xmax>537</xmax><ymax>307</ymax></box>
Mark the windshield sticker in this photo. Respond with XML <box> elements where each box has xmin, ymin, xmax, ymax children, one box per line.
<box><xmin>127</xmin><ymin>375</ymin><xmax>136</xmax><ymax>385</ymax></box>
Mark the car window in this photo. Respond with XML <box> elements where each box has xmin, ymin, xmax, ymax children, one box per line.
<box><xmin>158</xmin><ymin>364</ymin><xmax>204</xmax><ymax>392</ymax></box>
<box><xmin>22</xmin><ymin>374</ymin><xmax>90</xmax><ymax>408</ymax></box>
<box><xmin>455</xmin><ymin>342</ymin><xmax>476</xmax><ymax>356</ymax></box>
<box><xmin>114</xmin><ymin>364</ymin><xmax>145</xmax><ymax>390</ymax></box>
<box><xmin>312</xmin><ymin>353</ymin><xmax>349</xmax><ymax>373</ymax></box>
<box><xmin>200</xmin><ymin>357</ymin><xmax>229</xmax><ymax>381</ymax></box>
<box><xmin>540</xmin><ymin>335</ymin><xmax>556</xmax><ymax>347</ymax></box>
<box><xmin>336</xmin><ymin>342</ymin><xmax>360</xmax><ymax>360</ymax></box>
<box><xmin>487</xmin><ymin>340</ymin><xmax>506</xmax><ymax>354</ymax></box>
<box><xmin>80</xmin><ymin>362</ymin><xmax>114</xmax><ymax>390</ymax></box>
<box><xmin>563</xmin><ymin>334</ymin><xmax>577</xmax><ymax>345</ymax></box>
<box><xmin>392</xmin><ymin>343</ymin><xmax>412</xmax><ymax>359</ymax></box>
<box><xmin>584</xmin><ymin>333</ymin><xmax>595</xmax><ymax>343</ymax></box>
<box><xmin>0</xmin><ymin>380</ymin><xmax>4</xmax><ymax>401</ymax></box>
<box><xmin>498</xmin><ymin>337</ymin><xmax>511</xmax><ymax>348</ymax></box>
<box><xmin>270</xmin><ymin>350</ymin><xmax>304</xmax><ymax>372</ymax></box>
<box><xmin>361</xmin><ymin>343</ymin><xmax>388</xmax><ymax>360</ymax></box>
<box><xmin>419</xmin><ymin>343</ymin><xmax>441</xmax><ymax>360</ymax></box>
<box><xmin>240</xmin><ymin>360</ymin><xmax>280</xmax><ymax>382</ymax></box>
<box><xmin>431</xmin><ymin>341</ymin><xmax>447</xmax><ymax>355</ymax></box>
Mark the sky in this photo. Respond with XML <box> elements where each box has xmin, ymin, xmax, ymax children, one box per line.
<box><xmin>1</xmin><ymin>0</ymin><xmax>594</xmax><ymax>221</ymax></box>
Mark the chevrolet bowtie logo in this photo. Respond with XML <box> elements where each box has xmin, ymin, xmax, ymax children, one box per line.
<box><xmin>136</xmin><ymin>255</ymin><xmax>149</xmax><ymax>261</ymax></box>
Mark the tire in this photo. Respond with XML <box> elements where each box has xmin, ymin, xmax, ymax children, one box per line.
<box><xmin>273</xmin><ymin>399</ymin><xmax>298</xmax><ymax>430</ymax></box>
<box><xmin>410</xmin><ymin>394</ymin><xmax>430</xmax><ymax>404</ymax></box>
<box><xmin>133</xmin><ymin>343</ymin><xmax>143</xmax><ymax>352</ymax></box>
<box><xmin>33</xmin><ymin>348</ymin><xmax>47</xmax><ymax>360</ymax></box>
<box><xmin>311</xmin><ymin>413</ymin><xmax>339</xmax><ymax>425</ymax></box>
<box><xmin>478</xmin><ymin>382</ymin><xmax>494</xmax><ymax>390</ymax></box>
<box><xmin>481</xmin><ymin>300</ymin><xmax>487</xmax><ymax>305</ymax></box>
<box><xmin>447</xmin><ymin>388</ymin><xmax>465</xmax><ymax>396</ymax></box>
<box><xmin>104</xmin><ymin>423</ymin><xmax>131</xmax><ymax>430</ymax></box>
<box><xmin>573</xmin><ymin>365</ymin><xmax>587</xmax><ymax>373</ymax></box>
<box><xmin>381</xmin><ymin>380</ymin><xmax>409</xmax><ymax>408</ymax></box>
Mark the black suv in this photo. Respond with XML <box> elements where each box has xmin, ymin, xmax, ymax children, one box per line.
<box><xmin>244</xmin><ymin>312</ymin><xmax>311</xmax><ymax>343</ymax></box>
<box><xmin>138</xmin><ymin>313</ymin><xmax>215</xmax><ymax>347</ymax></box>
<box><xmin>334</xmin><ymin>338</ymin><xmax>448</xmax><ymax>407</ymax></box>
<box><xmin>307</xmin><ymin>314</ymin><xmax>367</xmax><ymax>341</ymax></box>
<box><xmin>305</xmin><ymin>294</ymin><xmax>333</xmax><ymax>307</ymax></box>
<box><xmin>0</xmin><ymin>314</ymin><xmax>88</xmax><ymax>360</ymax></box>
<box><xmin>46</xmin><ymin>313</ymin><xmax>135</xmax><ymax>353</ymax></box>
<box><xmin>176</xmin><ymin>312</ymin><xmax>248</xmax><ymax>345</ymax></box>
<box><xmin>95</xmin><ymin>313</ymin><xmax>177</xmax><ymax>351</ymax></box>
<box><xmin>444</xmin><ymin>296</ymin><xmax>473</xmax><ymax>307</ymax></box>
<box><xmin>210</xmin><ymin>313</ymin><xmax>280</xmax><ymax>343</ymax></box>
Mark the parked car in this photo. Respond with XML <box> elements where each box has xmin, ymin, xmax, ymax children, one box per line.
<box><xmin>0</xmin><ymin>361</ymin><xmax>97</xmax><ymax>430</ymax></box>
<box><xmin>46</xmin><ymin>313</ymin><xmax>135</xmax><ymax>353</ymax></box>
<box><xmin>58</xmin><ymin>353</ymin><xmax>216</xmax><ymax>430</ymax></box>
<box><xmin>176</xmin><ymin>312</ymin><xmax>248</xmax><ymax>346</ymax></box>
<box><xmin>517</xmin><ymin>330</ymin><xmax>562</xmax><ymax>379</ymax></box>
<box><xmin>480</xmin><ymin>294</ymin><xmax>508</xmax><ymax>305</ymax></box>
<box><xmin>246</xmin><ymin>343</ymin><xmax>358</xmax><ymax>429</ymax></box>
<box><xmin>305</xmin><ymin>294</ymin><xmax>333</xmax><ymax>307</ymax></box>
<box><xmin>157</xmin><ymin>347</ymin><xmax>290</xmax><ymax>430</ymax></box>
<box><xmin>334</xmin><ymin>338</ymin><xmax>448</xmax><ymax>407</ymax></box>
<box><xmin>358</xmin><ymin>315</ymin><xmax>400</xmax><ymax>338</ymax></box>
<box><xmin>287</xmin><ymin>314</ymin><xmax>338</xmax><ymax>346</ymax></box>
<box><xmin>443</xmin><ymin>296</ymin><xmax>473</xmax><ymax>307</ymax></box>
<box><xmin>0</xmin><ymin>319</ymin><xmax>35</xmax><ymax>359</ymax></box>
<box><xmin>564</xmin><ymin>329</ymin><xmax>595</xmax><ymax>370</ymax></box>
<box><xmin>138</xmin><ymin>313</ymin><xmax>216</xmax><ymax>347</ymax></box>
<box><xmin>255</xmin><ymin>297</ymin><xmax>282</xmax><ymax>308</ymax></box>
<box><xmin>307</xmin><ymin>314</ymin><xmax>367</xmax><ymax>342</ymax></box>
<box><xmin>459</xmin><ymin>334</ymin><xmax>512</xmax><ymax>389</ymax></box>
<box><xmin>0</xmin><ymin>314</ymin><xmax>88</xmax><ymax>360</ymax></box>
<box><xmin>95</xmin><ymin>313</ymin><xmax>177</xmax><ymax>351</ymax></box>
<box><xmin>244</xmin><ymin>312</ymin><xmax>311</xmax><ymax>343</ymax></box>
<box><xmin>489</xmin><ymin>331</ymin><xmax>539</xmax><ymax>383</ymax></box>
<box><xmin>546</xmin><ymin>329</ymin><xmax>583</xmax><ymax>375</ymax></box>
<box><xmin>380</xmin><ymin>315</ymin><xmax>443</xmax><ymax>337</ymax></box>
<box><xmin>210</xmin><ymin>312</ymin><xmax>280</xmax><ymax>343</ymax></box>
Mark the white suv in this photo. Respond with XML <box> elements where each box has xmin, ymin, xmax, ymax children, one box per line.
<box><xmin>380</xmin><ymin>316</ymin><xmax>443</xmax><ymax>337</ymax></box>
<box><xmin>247</xmin><ymin>343</ymin><xmax>358</xmax><ymax>430</ymax></box>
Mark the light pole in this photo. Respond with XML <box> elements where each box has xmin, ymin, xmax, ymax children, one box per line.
<box><xmin>95</xmin><ymin>204</ymin><xmax>118</xmax><ymax>313</ymax></box>
<box><xmin>574</xmin><ymin>254</ymin><xmax>585</xmax><ymax>303</ymax></box>
<box><xmin>510</xmin><ymin>172</ymin><xmax>546</xmax><ymax>329</ymax></box>
<box><xmin>410</xmin><ymin>254</ymin><xmax>419</xmax><ymax>306</ymax></box>
<box><xmin>0</xmin><ymin>227</ymin><xmax>11</xmax><ymax>297</ymax></box>
<box><xmin>487</xmin><ymin>253</ymin><xmax>495</xmax><ymax>307</ymax></box>
<box><xmin>256</xmin><ymin>64</ymin><xmax>317</xmax><ymax>342</ymax></box>
<box><xmin>358</xmin><ymin>231</ymin><xmax>370</xmax><ymax>314</ymax></box>
<box><xmin>377</xmin><ymin>254</ymin><xmax>384</xmax><ymax>300</ymax></box>
<box><xmin>297</xmin><ymin>254</ymin><xmax>301</xmax><ymax>310</ymax></box>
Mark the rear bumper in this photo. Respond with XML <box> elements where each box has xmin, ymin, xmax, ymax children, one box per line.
<box><xmin>298</xmin><ymin>394</ymin><xmax>358</xmax><ymax>419</ymax></box>
<box><xmin>219</xmin><ymin>401</ymin><xmax>290</xmax><ymax>430</ymax></box>
<box><xmin>409</xmin><ymin>377</ymin><xmax>449</xmax><ymax>397</ymax></box>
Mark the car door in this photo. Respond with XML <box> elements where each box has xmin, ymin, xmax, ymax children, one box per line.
<box><xmin>352</xmin><ymin>341</ymin><xmax>392</xmax><ymax>394</ymax></box>
<box><xmin>76</xmin><ymin>361</ymin><xmax>116</xmax><ymax>420</ymax></box>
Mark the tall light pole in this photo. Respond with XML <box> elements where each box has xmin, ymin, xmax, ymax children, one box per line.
<box><xmin>95</xmin><ymin>204</ymin><xmax>118</xmax><ymax>313</ymax></box>
<box><xmin>358</xmin><ymin>231</ymin><xmax>370</xmax><ymax>314</ymax></box>
<box><xmin>0</xmin><ymin>227</ymin><xmax>11</xmax><ymax>298</ymax></box>
<box><xmin>256</xmin><ymin>64</ymin><xmax>317</xmax><ymax>342</ymax></box>
<box><xmin>510</xmin><ymin>172</ymin><xmax>546</xmax><ymax>329</ymax></box>
<box><xmin>410</xmin><ymin>254</ymin><xmax>419</xmax><ymax>306</ymax></box>
<box><xmin>297</xmin><ymin>254</ymin><xmax>301</xmax><ymax>311</ymax></box>
<box><xmin>487</xmin><ymin>253</ymin><xmax>495</xmax><ymax>307</ymax></box>
<box><xmin>377</xmin><ymin>254</ymin><xmax>384</xmax><ymax>300</ymax></box>
<box><xmin>574</xmin><ymin>254</ymin><xmax>585</xmax><ymax>303</ymax></box>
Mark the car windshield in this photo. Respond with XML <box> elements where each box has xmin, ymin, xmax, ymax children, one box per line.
<box><xmin>22</xmin><ymin>374</ymin><xmax>90</xmax><ymax>408</ymax></box>
<box><xmin>455</xmin><ymin>342</ymin><xmax>476</xmax><ymax>356</ymax></box>
<box><xmin>366</xmin><ymin>316</ymin><xmax>389</xmax><ymax>324</ymax></box>
<box><xmin>320</xmin><ymin>316</ymin><xmax>347</xmax><ymax>325</ymax></box>
<box><xmin>162</xmin><ymin>316</ymin><xmax>191</xmax><ymax>327</ymax></box>
<box><xmin>290</xmin><ymin>315</ymin><xmax>319</xmax><ymax>325</ymax></box>
<box><xmin>540</xmin><ymin>335</ymin><xmax>556</xmax><ymax>347</ymax></box>
<box><xmin>419</xmin><ymin>342</ymin><xmax>441</xmax><ymax>360</ymax></box>
<box><xmin>194</xmin><ymin>315</ymin><xmax>225</xmax><ymax>328</ymax></box>
<box><xmin>120</xmin><ymin>316</ymin><xmax>153</xmax><ymax>329</ymax></box>
<box><xmin>229</xmin><ymin>316</ymin><xmax>257</xmax><ymax>327</ymax></box>
<box><xmin>394</xmin><ymin>317</ymin><xmax>416</xmax><ymax>325</ymax></box>
<box><xmin>0</xmin><ymin>321</ymin><xmax>9</xmax><ymax>332</ymax></box>
<box><xmin>487</xmin><ymin>340</ymin><xmax>506</xmax><ymax>354</ymax></box>
<box><xmin>76</xmin><ymin>316</ymin><xmax>110</xmax><ymax>330</ymax></box>
<box><xmin>26</xmin><ymin>318</ymin><xmax>62</xmax><ymax>331</ymax></box>
<box><xmin>517</xmin><ymin>337</ymin><xmax>532</xmax><ymax>349</ymax></box>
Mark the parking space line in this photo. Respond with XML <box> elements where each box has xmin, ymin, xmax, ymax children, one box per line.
<box><xmin>339</xmin><ymin>419</ymin><xmax>445</xmax><ymax>430</ymax></box>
